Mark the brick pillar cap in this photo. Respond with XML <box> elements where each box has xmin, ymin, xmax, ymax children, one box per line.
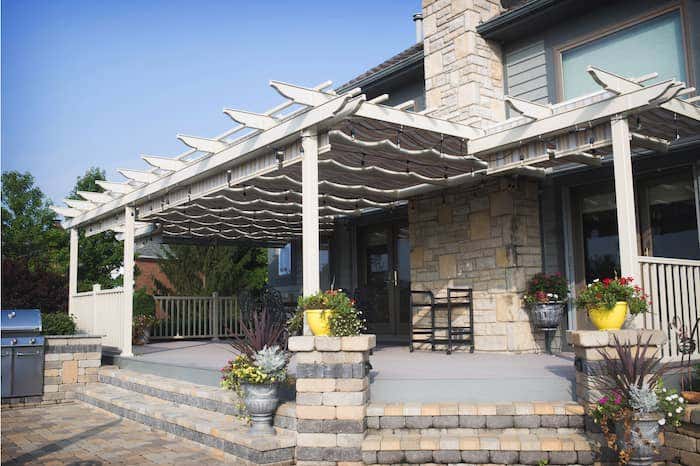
<box><xmin>566</xmin><ymin>329</ymin><xmax>667</xmax><ymax>347</ymax></box>
<box><xmin>288</xmin><ymin>334</ymin><xmax>376</xmax><ymax>352</ymax></box>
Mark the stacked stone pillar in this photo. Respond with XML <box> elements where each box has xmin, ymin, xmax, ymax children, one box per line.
<box><xmin>567</xmin><ymin>329</ymin><xmax>667</xmax><ymax>406</ymax></box>
<box><xmin>289</xmin><ymin>335</ymin><xmax>375</xmax><ymax>466</ymax></box>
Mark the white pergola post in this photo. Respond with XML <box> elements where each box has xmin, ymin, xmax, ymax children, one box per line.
<box><xmin>122</xmin><ymin>206</ymin><xmax>135</xmax><ymax>357</ymax></box>
<box><xmin>68</xmin><ymin>228</ymin><xmax>79</xmax><ymax>312</ymax></box>
<box><xmin>301</xmin><ymin>127</ymin><xmax>320</xmax><ymax>335</ymax></box>
<box><xmin>611</xmin><ymin>115</ymin><xmax>643</xmax><ymax>327</ymax></box>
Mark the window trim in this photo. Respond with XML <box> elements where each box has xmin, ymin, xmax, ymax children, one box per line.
<box><xmin>552</xmin><ymin>3</ymin><xmax>693</xmax><ymax>102</ymax></box>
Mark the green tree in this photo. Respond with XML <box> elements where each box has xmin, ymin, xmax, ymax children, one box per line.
<box><xmin>66</xmin><ymin>167</ymin><xmax>124</xmax><ymax>291</ymax></box>
<box><xmin>1</xmin><ymin>171</ymin><xmax>67</xmax><ymax>271</ymax></box>
<box><xmin>154</xmin><ymin>243</ymin><xmax>267</xmax><ymax>296</ymax></box>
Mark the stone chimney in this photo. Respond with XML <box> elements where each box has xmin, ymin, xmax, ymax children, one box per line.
<box><xmin>422</xmin><ymin>0</ymin><xmax>505</xmax><ymax>128</ymax></box>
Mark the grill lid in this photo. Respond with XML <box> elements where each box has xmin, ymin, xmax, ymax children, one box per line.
<box><xmin>1</xmin><ymin>309</ymin><xmax>42</xmax><ymax>334</ymax></box>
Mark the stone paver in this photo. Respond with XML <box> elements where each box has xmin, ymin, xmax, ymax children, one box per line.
<box><xmin>1</xmin><ymin>402</ymin><xmax>229</xmax><ymax>465</ymax></box>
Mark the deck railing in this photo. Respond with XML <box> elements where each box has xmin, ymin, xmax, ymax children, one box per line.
<box><xmin>152</xmin><ymin>293</ymin><xmax>240</xmax><ymax>339</ymax></box>
<box><xmin>71</xmin><ymin>285</ymin><xmax>126</xmax><ymax>351</ymax></box>
<box><xmin>639</xmin><ymin>256</ymin><xmax>700</xmax><ymax>360</ymax></box>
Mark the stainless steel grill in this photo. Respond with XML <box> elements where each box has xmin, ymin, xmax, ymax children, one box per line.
<box><xmin>1</xmin><ymin>309</ymin><xmax>45</xmax><ymax>398</ymax></box>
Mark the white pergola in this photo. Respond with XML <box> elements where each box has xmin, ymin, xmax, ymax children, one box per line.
<box><xmin>54</xmin><ymin>67</ymin><xmax>700</xmax><ymax>356</ymax></box>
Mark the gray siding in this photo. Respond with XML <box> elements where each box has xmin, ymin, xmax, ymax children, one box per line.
<box><xmin>505</xmin><ymin>41</ymin><xmax>549</xmax><ymax>104</ymax></box>
<box><xmin>500</xmin><ymin>0</ymin><xmax>696</xmax><ymax>104</ymax></box>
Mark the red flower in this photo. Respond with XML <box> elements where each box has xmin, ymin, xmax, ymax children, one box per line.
<box><xmin>602</xmin><ymin>278</ymin><xmax>612</xmax><ymax>286</ymax></box>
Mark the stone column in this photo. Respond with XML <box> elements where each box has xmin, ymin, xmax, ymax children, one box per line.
<box><xmin>567</xmin><ymin>329</ymin><xmax>667</xmax><ymax>406</ymax></box>
<box><xmin>289</xmin><ymin>335</ymin><xmax>376</xmax><ymax>466</ymax></box>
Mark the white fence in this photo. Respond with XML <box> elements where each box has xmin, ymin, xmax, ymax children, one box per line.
<box><xmin>639</xmin><ymin>256</ymin><xmax>700</xmax><ymax>360</ymax></box>
<box><xmin>152</xmin><ymin>294</ymin><xmax>240</xmax><ymax>339</ymax></box>
<box><xmin>71</xmin><ymin>285</ymin><xmax>126</xmax><ymax>351</ymax></box>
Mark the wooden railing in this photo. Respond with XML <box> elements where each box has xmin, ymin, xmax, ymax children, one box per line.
<box><xmin>152</xmin><ymin>293</ymin><xmax>240</xmax><ymax>339</ymax></box>
<box><xmin>639</xmin><ymin>256</ymin><xmax>700</xmax><ymax>359</ymax></box>
<box><xmin>71</xmin><ymin>285</ymin><xmax>126</xmax><ymax>351</ymax></box>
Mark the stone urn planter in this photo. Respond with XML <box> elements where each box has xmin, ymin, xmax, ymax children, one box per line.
<box><xmin>242</xmin><ymin>382</ymin><xmax>279</xmax><ymax>435</ymax></box>
<box><xmin>530</xmin><ymin>302</ymin><xmax>565</xmax><ymax>330</ymax></box>
<box><xmin>614</xmin><ymin>413</ymin><xmax>661</xmax><ymax>466</ymax></box>
<box><xmin>530</xmin><ymin>302</ymin><xmax>565</xmax><ymax>354</ymax></box>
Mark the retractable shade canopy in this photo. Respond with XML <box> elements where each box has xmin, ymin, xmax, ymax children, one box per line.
<box><xmin>53</xmin><ymin>67</ymin><xmax>700</xmax><ymax>245</ymax></box>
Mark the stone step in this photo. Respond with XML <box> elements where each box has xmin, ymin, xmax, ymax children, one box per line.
<box><xmin>76</xmin><ymin>382</ymin><xmax>296</xmax><ymax>465</ymax></box>
<box><xmin>366</xmin><ymin>401</ymin><xmax>585</xmax><ymax>434</ymax></box>
<box><xmin>361</xmin><ymin>431</ymin><xmax>596</xmax><ymax>465</ymax></box>
<box><xmin>98</xmin><ymin>366</ymin><xmax>296</xmax><ymax>430</ymax></box>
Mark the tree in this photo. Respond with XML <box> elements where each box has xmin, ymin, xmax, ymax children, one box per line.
<box><xmin>1</xmin><ymin>171</ymin><xmax>69</xmax><ymax>312</ymax></box>
<box><xmin>154</xmin><ymin>243</ymin><xmax>267</xmax><ymax>296</ymax></box>
<box><xmin>67</xmin><ymin>167</ymin><xmax>124</xmax><ymax>291</ymax></box>
<box><xmin>1</xmin><ymin>171</ymin><xmax>67</xmax><ymax>271</ymax></box>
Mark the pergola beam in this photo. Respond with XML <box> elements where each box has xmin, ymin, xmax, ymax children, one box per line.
<box><xmin>95</xmin><ymin>180</ymin><xmax>135</xmax><ymax>194</ymax></box>
<box><xmin>118</xmin><ymin>169</ymin><xmax>160</xmax><ymax>183</ymax></box>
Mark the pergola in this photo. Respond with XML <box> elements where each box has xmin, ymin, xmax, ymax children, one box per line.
<box><xmin>54</xmin><ymin>66</ymin><xmax>700</xmax><ymax>356</ymax></box>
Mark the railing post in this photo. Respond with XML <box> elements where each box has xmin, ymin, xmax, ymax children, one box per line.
<box><xmin>211</xmin><ymin>292</ymin><xmax>220</xmax><ymax>341</ymax></box>
<box><xmin>92</xmin><ymin>284</ymin><xmax>101</xmax><ymax>335</ymax></box>
<box><xmin>69</xmin><ymin>228</ymin><xmax>79</xmax><ymax>314</ymax></box>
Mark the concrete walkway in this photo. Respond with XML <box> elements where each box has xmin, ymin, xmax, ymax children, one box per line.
<box><xmin>130</xmin><ymin>340</ymin><xmax>576</xmax><ymax>402</ymax></box>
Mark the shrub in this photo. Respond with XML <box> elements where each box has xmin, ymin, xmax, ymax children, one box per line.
<box><xmin>42</xmin><ymin>312</ymin><xmax>76</xmax><ymax>335</ymax></box>
<box><xmin>133</xmin><ymin>288</ymin><xmax>155</xmax><ymax>318</ymax></box>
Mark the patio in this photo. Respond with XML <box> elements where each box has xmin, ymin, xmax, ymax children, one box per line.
<box><xmin>127</xmin><ymin>340</ymin><xmax>575</xmax><ymax>402</ymax></box>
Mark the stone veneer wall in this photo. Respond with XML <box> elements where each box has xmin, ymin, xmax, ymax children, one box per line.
<box><xmin>2</xmin><ymin>335</ymin><xmax>101</xmax><ymax>407</ymax></box>
<box><xmin>422</xmin><ymin>0</ymin><xmax>505</xmax><ymax>127</ymax></box>
<box><xmin>409</xmin><ymin>177</ymin><xmax>553</xmax><ymax>353</ymax></box>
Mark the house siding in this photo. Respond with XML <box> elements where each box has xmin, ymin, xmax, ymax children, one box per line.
<box><xmin>499</xmin><ymin>0</ymin><xmax>696</xmax><ymax>104</ymax></box>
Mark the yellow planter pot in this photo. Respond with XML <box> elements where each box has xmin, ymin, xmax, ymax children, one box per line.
<box><xmin>305</xmin><ymin>309</ymin><xmax>334</xmax><ymax>336</ymax></box>
<box><xmin>588</xmin><ymin>301</ymin><xmax>628</xmax><ymax>330</ymax></box>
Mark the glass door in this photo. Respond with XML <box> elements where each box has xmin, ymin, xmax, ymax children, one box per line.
<box><xmin>356</xmin><ymin>221</ymin><xmax>410</xmax><ymax>336</ymax></box>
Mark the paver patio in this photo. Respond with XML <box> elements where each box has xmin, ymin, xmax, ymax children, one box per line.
<box><xmin>1</xmin><ymin>402</ymin><xmax>230</xmax><ymax>465</ymax></box>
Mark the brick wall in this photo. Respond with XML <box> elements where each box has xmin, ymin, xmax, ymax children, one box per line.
<box><xmin>3</xmin><ymin>335</ymin><xmax>102</xmax><ymax>407</ymax></box>
<box><xmin>135</xmin><ymin>258</ymin><xmax>171</xmax><ymax>294</ymax></box>
<box><xmin>409</xmin><ymin>177</ymin><xmax>555</xmax><ymax>352</ymax></box>
<box><xmin>422</xmin><ymin>0</ymin><xmax>505</xmax><ymax>127</ymax></box>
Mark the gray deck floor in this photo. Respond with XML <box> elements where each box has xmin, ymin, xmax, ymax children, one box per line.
<box><xmin>130</xmin><ymin>340</ymin><xmax>576</xmax><ymax>402</ymax></box>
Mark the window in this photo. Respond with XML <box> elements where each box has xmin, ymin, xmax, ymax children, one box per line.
<box><xmin>641</xmin><ymin>173</ymin><xmax>700</xmax><ymax>260</ymax></box>
<box><xmin>276</xmin><ymin>243</ymin><xmax>291</xmax><ymax>276</ymax></box>
<box><xmin>561</xmin><ymin>11</ymin><xmax>687</xmax><ymax>100</ymax></box>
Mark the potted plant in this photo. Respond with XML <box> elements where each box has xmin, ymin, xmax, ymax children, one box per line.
<box><xmin>296</xmin><ymin>289</ymin><xmax>365</xmax><ymax>336</ymax></box>
<box><xmin>576</xmin><ymin>276</ymin><xmax>649</xmax><ymax>330</ymax></box>
<box><xmin>222</xmin><ymin>310</ymin><xmax>288</xmax><ymax>434</ymax></box>
<box><xmin>523</xmin><ymin>272</ymin><xmax>569</xmax><ymax>330</ymax></box>
<box><xmin>221</xmin><ymin>346</ymin><xmax>288</xmax><ymax>435</ymax></box>
<box><xmin>589</xmin><ymin>335</ymin><xmax>685</xmax><ymax>466</ymax></box>
<box><xmin>133</xmin><ymin>314</ymin><xmax>156</xmax><ymax>345</ymax></box>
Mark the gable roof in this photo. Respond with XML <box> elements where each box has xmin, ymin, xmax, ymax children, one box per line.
<box><xmin>336</xmin><ymin>42</ymin><xmax>423</xmax><ymax>93</ymax></box>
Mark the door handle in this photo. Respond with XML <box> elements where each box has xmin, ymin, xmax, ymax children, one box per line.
<box><xmin>16</xmin><ymin>352</ymin><xmax>40</xmax><ymax>357</ymax></box>
<box><xmin>393</xmin><ymin>270</ymin><xmax>398</xmax><ymax>287</ymax></box>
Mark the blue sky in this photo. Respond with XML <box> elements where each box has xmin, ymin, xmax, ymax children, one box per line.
<box><xmin>2</xmin><ymin>0</ymin><xmax>420</xmax><ymax>203</ymax></box>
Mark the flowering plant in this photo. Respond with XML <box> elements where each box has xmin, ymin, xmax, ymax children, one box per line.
<box><xmin>296</xmin><ymin>289</ymin><xmax>366</xmax><ymax>336</ymax></box>
<box><xmin>588</xmin><ymin>335</ymin><xmax>683</xmax><ymax>464</ymax></box>
<box><xmin>576</xmin><ymin>276</ymin><xmax>650</xmax><ymax>315</ymax></box>
<box><xmin>523</xmin><ymin>272</ymin><xmax>569</xmax><ymax>305</ymax></box>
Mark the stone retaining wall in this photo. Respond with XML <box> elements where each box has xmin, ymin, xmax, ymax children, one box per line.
<box><xmin>2</xmin><ymin>335</ymin><xmax>101</xmax><ymax>407</ymax></box>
